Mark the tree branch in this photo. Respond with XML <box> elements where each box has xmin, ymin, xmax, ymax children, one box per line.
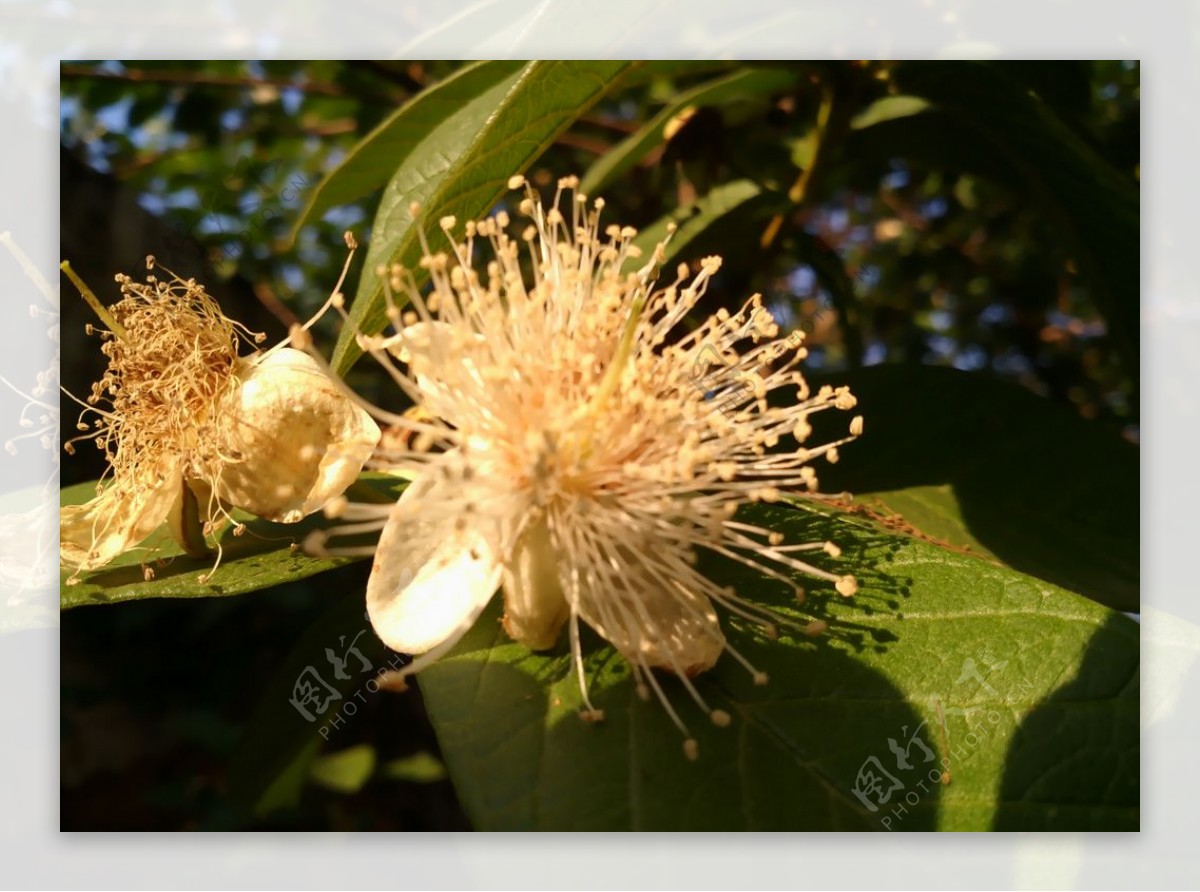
<box><xmin>60</xmin><ymin>64</ymin><xmax>349</xmax><ymax>98</ymax></box>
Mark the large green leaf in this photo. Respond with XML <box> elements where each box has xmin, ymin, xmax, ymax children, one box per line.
<box><xmin>417</xmin><ymin>502</ymin><xmax>1137</xmax><ymax>831</ymax></box>
<box><xmin>810</xmin><ymin>365</ymin><xmax>1138</xmax><ymax>613</ymax></box>
<box><xmin>288</xmin><ymin>61</ymin><xmax>525</xmax><ymax>240</ymax></box>
<box><xmin>331</xmin><ymin>60</ymin><xmax>635</xmax><ymax>375</ymax></box>
<box><xmin>58</xmin><ymin>473</ymin><xmax>403</xmax><ymax>608</ymax></box>
<box><xmin>580</xmin><ymin>67</ymin><xmax>797</xmax><ymax>197</ymax></box>
<box><xmin>624</xmin><ymin>178</ymin><xmax>785</xmax><ymax>274</ymax></box>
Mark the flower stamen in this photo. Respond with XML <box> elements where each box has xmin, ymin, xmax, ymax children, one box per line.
<box><xmin>333</xmin><ymin>180</ymin><xmax>863</xmax><ymax>754</ymax></box>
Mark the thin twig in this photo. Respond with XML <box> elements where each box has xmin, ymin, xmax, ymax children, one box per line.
<box><xmin>60</xmin><ymin>261</ymin><xmax>126</xmax><ymax>340</ymax></box>
<box><xmin>60</xmin><ymin>65</ymin><xmax>348</xmax><ymax>98</ymax></box>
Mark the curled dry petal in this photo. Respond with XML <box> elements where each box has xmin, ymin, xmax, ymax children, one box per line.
<box><xmin>60</xmin><ymin>459</ymin><xmax>184</xmax><ymax>572</ymax></box>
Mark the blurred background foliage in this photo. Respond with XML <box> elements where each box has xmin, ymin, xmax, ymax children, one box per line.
<box><xmin>59</xmin><ymin>59</ymin><xmax>1139</xmax><ymax>829</ymax></box>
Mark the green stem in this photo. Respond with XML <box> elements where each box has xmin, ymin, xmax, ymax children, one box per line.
<box><xmin>592</xmin><ymin>292</ymin><xmax>646</xmax><ymax>413</ymax></box>
<box><xmin>2</xmin><ymin>232</ymin><xmax>58</xmax><ymax>309</ymax></box>
<box><xmin>758</xmin><ymin>80</ymin><xmax>866</xmax><ymax>368</ymax></box>
<box><xmin>760</xmin><ymin>82</ymin><xmax>836</xmax><ymax>250</ymax></box>
<box><xmin>787</xmin><ymin>82</ymin><xmax>836</xmax><ymax>204</ymax></box>
<box><xmin>60</xmin><ymin>261</ymin><xmax>127</xmax><ymax>340</ymax></box>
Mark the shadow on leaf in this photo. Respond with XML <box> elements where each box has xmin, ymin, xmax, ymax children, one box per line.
<box><xmin>812</xmin><ymin>364</ymin><xmax>1138</xmax><ymax>612</ymax></box>
<box><xmin>417</xmin><ymin>571</ymin><xmax>938</xmax><ymax>830</ymax></box>
<box><xmin>993</xmin><ymin>612</ymin><xmax>1138</xmax><ymax>830</ymax></box>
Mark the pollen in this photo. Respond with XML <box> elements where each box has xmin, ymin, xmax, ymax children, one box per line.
<box><xmin>91</xmin><ymin>265</ymin><xmax>246</xmax><ymax>488</ymax></box>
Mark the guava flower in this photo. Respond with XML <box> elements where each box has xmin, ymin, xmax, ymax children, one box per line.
<box><xmin>322</xmin><ymin>177</ymin><xmax>861</xmax><ymax>758</ymax></box>
<box><xmin>61</xmin><ymin>257</ymin><xmax>380</xmax><ymax>582</ymax></box>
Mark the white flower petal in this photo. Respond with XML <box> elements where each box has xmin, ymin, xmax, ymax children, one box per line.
<box><xmin>60</xmin><ymin>460</ymin><xmax>183</xmax><ymax>571</ymax></box>
<box><xmin>385</xmin><ymin>322</ymin><xmax>486</xmax><ymax>423</ymax></box>
<box><xmin>215</xmin><ymin>348</ymin><xmax>381</xmax><ymax>523</ymax></box>
<box><xmin>500</xmin><ymin>514</ymin><xmax>570</xmax><ymax>650</ymax></box>
<box><xmin>366</xmin><ymin>471</ymin><xmax>501</xmax><ymax>655</ymax></box>
<box><xmin>576</xmin><ymin>579</ymin><xmax>725</xmax><ymax>677</ymax></box>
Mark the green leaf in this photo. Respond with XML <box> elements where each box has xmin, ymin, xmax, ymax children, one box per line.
<box><xmin>580</xmin><ymin>67</ymin><xmax>798</xmax><ymax>197</ymax></box>
<box><xmin>381</xmin><ymin>751</ymin><xmax>447</xmax><ymax>784</ymax></box>
<box><xmin>331</xmin><ymin>60</ymin><xmax>635</xmax><ymax>375</ymax></box>
<box><xmin>618</xmin><ymin>61</ymin><xmax>739</xmax><ymax>87</ymax></box>
<box><xmin>253</xmin><ymin>737</ymin><xmax>321</xmax><ymax>816</ymax></box>
<box><xmin>289</xmin><ymin>61</ymin><xmax>524</xmax><ymax>240</ymax></box>
<box><xmin>59</xmin><ymin>473</ymin><xmax>405</xmax><ymax>608</ymax></box>
<box><xmin>417</xmin><ymin>503</ymin><xmax>1137</xmax><ymax>831</ymax></box>
<box><xmin>309</xmin><ymin>744</ymin><xmax>377</xmax><ymax>794</ymax></box>
<box><xmin>849</xmin><ymin>94</ymin><xmax>932</xmax><ymax>130</ymax></box>
<box><xmin>810</xmin><ymin>365</ymin><xmax>1138</xmax><ymax>612</ymax></box>
<box><xmin>843</xmin><ymin>107</ymin><xmax>1018</xmax><ymax>188</ymax></box>
<box><xmin>624</xmin><ymin>178</ymin><xmax>785</xmax><ymax>274</ymax></box>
